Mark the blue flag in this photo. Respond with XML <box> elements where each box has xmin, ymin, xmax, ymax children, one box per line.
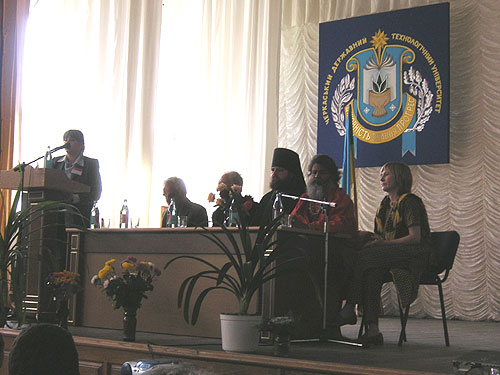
<box><xmin>341</xmin><ymin>107</ymin><xmax>355</xmax><ymax>198</ymax></box>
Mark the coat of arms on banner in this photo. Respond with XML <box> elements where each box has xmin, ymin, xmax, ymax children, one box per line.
<box><xmin>318</xmin><ymin>3</ymin><xmax>449</xmax><ymax>167</ymax></box>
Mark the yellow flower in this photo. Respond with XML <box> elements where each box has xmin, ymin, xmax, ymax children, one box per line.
<box><xmin>98</xmin><ymin>265</ymin><xmax>112</xmax><ymax>280</ymax></box>
<box><xmin>105</xmin><ymin>259</ymin><xmax>116</xmax><ymax>267</ymax></box>
<box><xmin>121</xmin><ymin>262</ymin><xmax>135</xmax><ymax>272</ymax></box>
<box><xmin>207</xmin><ymin>192</ymin><xmax>215</xmax><ymax>203</ymax></box>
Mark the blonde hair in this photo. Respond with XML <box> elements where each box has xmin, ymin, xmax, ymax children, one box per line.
<box><xmin>382</xmin><ymin>162</ymin><xmax>412</xmax><ymax>195</ymax></box>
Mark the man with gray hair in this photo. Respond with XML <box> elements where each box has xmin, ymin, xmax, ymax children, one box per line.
<box><xmin>161</xmin><ymin>177</ymin><xmax>208</xmax><ymax>227</ymax></box>
<box><xmin>211</xmin><ymin>171</ymin><xmax>258</xmax><ymax>226</ymax></box>
<box><xmin>290</xmin><ymin>154</ymin><xmax>357</xmax><ymax>340</ymax></box>
<box><xmin>291</xmin><ymin>154</ymin><xmax>356</xmax><ymax>233</ymax></box>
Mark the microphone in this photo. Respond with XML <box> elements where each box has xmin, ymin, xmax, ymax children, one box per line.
<box><xmin>281</xmin><ymin>193</ymin><xmax>337</xmax><ymax>208</ymax></box>
<box><xmin>50</xmin><ymin>143</ymin><xmax>71</xmax><ymax>153</ymax></box>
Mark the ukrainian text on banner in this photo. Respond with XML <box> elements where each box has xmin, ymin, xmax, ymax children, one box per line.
<box><xmin>318</xmin><ymin>3</ymin><xmax>449</xmax><ymax>168</ymax></box>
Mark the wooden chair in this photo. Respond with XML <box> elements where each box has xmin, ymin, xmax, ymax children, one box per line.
<box><xmin>359</xmin><ymin>231</ymin><xmax>460</xmax><ymax>346</ymax></box>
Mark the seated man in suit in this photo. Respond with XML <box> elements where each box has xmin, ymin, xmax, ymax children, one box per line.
<box><xmin>52</xmin><ymin>129</ymin><xmax>102</xmax><ymax>227</ymax></box>
<box><xmin>211</xmin><ymin>171</ymin><xmax>258</xmax><ymax>226</ymax></box>
<box><xmin>161</xmin><ymin>177</ymin><xmax>208</xmax><ymax>227</ymax></box>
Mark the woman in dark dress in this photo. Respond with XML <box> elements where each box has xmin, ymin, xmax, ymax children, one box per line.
<box><xmin>339</xmin><ymin>162</ymin><xmax>433</xmax><ymax>345</ymax></box>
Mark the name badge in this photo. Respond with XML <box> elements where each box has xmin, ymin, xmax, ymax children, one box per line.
<box><xmin>71</xmin><ymin>166</ymin><xmax>83</xmax><ymax>176</ymax></box>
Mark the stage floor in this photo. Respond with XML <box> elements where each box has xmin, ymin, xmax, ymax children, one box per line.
<box><xmin>67</xmin><ymin>316</ymin><xmax>500</xmax><ymax>374</ymax></box>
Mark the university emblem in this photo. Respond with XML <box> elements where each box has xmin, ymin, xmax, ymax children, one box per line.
<box><xmin>318</xmin><ymin>4</ymin><xmax>449</xmax><ymax>167</ymax></box>
<box><xmin>331</xmin><ymin>30</ymin><xmax>434</xmax><ymax>157</ymax></box>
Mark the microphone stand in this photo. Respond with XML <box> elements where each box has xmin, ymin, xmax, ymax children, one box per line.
<box><xmin>281</xmin><ymin>194</ymin><xmax>363</xmax><ymax>347</ymax></box>
<box><xmin>14</xmin><ymin>155</ymin><xmax>45</xmax><ymax>210</ymax></box>
<box><xmin>14</xmin><ymin>146</ymin><xmax>65</xmax><ymax>208</ymax></box>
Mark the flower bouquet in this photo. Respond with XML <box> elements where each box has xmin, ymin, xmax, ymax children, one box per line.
<box><xmin>46</xmin><ymin>270</ymin><xmax>82</xmax><ymax>328</ymax></box>
<box><xmin>91</xmin><ymin>257</ymin><xmax>161</xmax><ymax>310</ymax></box>
<box><xmin>91</xmin><ymin>257</ymin><xmax>161</xmax><ymax>341</ymax></box>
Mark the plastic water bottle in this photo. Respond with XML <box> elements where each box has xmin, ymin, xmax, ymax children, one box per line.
<box><xmin>90</xmin><ymin>202</ymin><xmax>100</xmax><ymax>229</ymax></box>
<box><xmin>167</xmin><ymin>199</ymin><xmax>178</xmax><ymax>227</ymax></box>
<box><xmin>43</xmin><ymin>146</ymin><xmax>53</xmax><ymax>168</ymax></box>
<box><xmin>227</xmin><ymin>199</ymin><xmax>239</xmax><ymax>227</ymax></box>
<box><xmin>272</xmin><ymin>192</ymin><xmax>283</xmax><ymax>220</ymax></box>
<box><xmin>120</xmin><ymin>199</ymin><xmax>129</xmax><ymax>228</ymax></box>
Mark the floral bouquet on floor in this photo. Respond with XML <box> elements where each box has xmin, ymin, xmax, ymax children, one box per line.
<box><xmin>208</xmin><ymin>183</ymin><xmax>256</xmax><ymax>226</ymax></box>
<box><xmin>91</xmin><ymin>257</ymin><xmax>161</xmax><ymax>310</ymax></box>
<box><xmin>46</xmin><ymin>270</ymin><xmax>82</xmax><ymax>301</ymax></box>
<box><xmin>46</xmin><ymin>270</ymin><xmax>82</xmax><ymax>328</ymax></box>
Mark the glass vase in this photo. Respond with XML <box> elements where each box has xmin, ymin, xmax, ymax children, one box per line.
<box><xmin>56</xmin><ymin>298</ymin><xmax>69</xmax><ymax>330</ymax></box>
<box><xmin>123</xmin><ymin>307</ymin><xmax>137</xmax><ymax>342</ymax></box>
<box><xmin>273</xmin><ymin>334</ymin><xmax>291</xmax><ymax>356</ymax></box>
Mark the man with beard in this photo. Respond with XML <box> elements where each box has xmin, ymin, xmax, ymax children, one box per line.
<box><xmin>251</xmin><ymin>148</ymin><xmax>306</xmax><ymax>226</ymax></box>
<box><xmin>290</xmin><ymin>154</ymin><xmax>357</xmax><ymax>340</ymax></box>
<box><xmin>291</xmin><ymin>154</ymin><xmax>356</xmax><ymax>234</ymax></box>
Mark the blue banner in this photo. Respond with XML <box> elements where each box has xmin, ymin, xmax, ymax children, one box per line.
<box><xmin>318</xmin><ymin>3</ymin><xmax>449</xmax><ymax>167</ymax></box>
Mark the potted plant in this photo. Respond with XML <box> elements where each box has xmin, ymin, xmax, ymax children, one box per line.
<box><xmin>0</xmin><ymin>171</ymin><xmax>84</xmax><ymax>328</ymax></box>
<box><xmin>164</xmin><ymin>192</ymin><xmax>306</xmax><ymax>353</ymax></box>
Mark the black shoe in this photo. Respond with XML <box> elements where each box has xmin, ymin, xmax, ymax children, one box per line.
<box><xmin>358</xmin><ymin>332</ymin><xmax>384</xmax><ymax>346</ymax></box>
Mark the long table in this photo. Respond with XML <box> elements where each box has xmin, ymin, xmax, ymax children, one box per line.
<box><xmin>66</xmin><ymin>227</ymin><xmax>347</xmax><ymax>339</ymax></box>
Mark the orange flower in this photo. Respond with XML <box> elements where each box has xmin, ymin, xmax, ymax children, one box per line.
<box><xmin>207</xmin><ymin>192</ymin><xmax>215</xmax><ymax>203</ymax></box>
<box><xmin>216</xmin><ymin>182</ymin><xmax>227</xmax><ymax>192</ymax></box>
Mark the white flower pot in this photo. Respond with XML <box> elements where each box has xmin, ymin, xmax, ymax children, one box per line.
<box><xmin>220</xmin><ymin>313</ymin><xmax>262</xmax><ymax>353</ymax></box>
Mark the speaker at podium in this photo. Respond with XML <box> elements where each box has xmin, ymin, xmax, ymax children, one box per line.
<box><xmin>0</xmin><ymin>166</ymin><xmax>90</xmax><ymax>321</ymax></box>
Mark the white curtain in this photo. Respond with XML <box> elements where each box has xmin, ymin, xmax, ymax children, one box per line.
<box><xmin>279</xmin><ymin>0</ymin><xmax>500</xmax><ymax>321</ymax></box>
<box><xmin>18</xmin><ymin>0</ymin><xmax>281</xmax><ymax>227</ymax></box>
<box><xmin>150</xmin><ymin>0</ymin><xmax>282</xmax><ymax>225</ymax></box>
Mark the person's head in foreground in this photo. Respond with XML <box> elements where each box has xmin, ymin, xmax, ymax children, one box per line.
<box><xmin>9</xmin><ymin>323</ymin><xmax>79</xmax><ymax>375</ymax></box>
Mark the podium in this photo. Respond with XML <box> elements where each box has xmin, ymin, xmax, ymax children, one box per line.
<box><xmin>0</xmin><ymin>166</ymin><xmax>90</xmax><ymax>320</ymax></box>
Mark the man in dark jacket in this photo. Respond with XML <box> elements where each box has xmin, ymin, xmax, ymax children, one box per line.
<box><xmin>251</xmin><ymin>147</ymin><xmax>306</xmax><ymax>226</ymax></box>
<box><xmin>161</xmin><ymin>177</ymin><xmax>208</xmax><ymax>227</ymax></box>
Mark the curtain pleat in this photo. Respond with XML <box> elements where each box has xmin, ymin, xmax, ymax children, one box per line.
<box><xmin>0</xmin><ymin>0</ymin><xmax>29</xmax><ymax>230</ymax></box>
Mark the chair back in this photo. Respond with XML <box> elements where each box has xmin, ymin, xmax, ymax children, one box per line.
<box><xmin>429</xmin><ymin>231</ymin><xmax>460</xmax><ymax>275</ymax></box>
